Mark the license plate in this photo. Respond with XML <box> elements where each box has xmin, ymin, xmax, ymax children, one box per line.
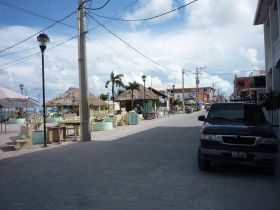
<box><xmin>231</xmin><ymin>151</ymin><xmax>247</xmax><ymax>159</ymax></box>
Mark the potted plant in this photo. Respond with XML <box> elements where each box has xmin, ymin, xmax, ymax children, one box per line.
<box><xmin>31</xmin><ymin>122</ymin><xmax>45</xmax><ymax>144</ymax></box>
<box><xmin>57</xmin><ymin>121</ymin><xmax>63</xmax><ymax>128</ymax></box>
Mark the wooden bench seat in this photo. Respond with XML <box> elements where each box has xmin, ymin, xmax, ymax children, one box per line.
<box><xmin>14</xmin><ymin>126</ymin><xmax>33</xmax><ymax>150</ymax></box>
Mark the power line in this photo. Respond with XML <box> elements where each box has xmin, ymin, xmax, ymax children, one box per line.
<box><xmin>90</xmin><ymin>0</ymin><xmax>198</xmax><ymax>22</ymax></box>
<box><xmin>0</xmin><ymin>40</ymin><xmax>67</xmax><ymax>57</ymax></box>
<box><xmin>88</xmin><ymin>0</ymin><xmax>110</xmax><ymax>10</ymax></box>
<box><xmin>0</xmin><ymin>1</ymin><xmax>141</xmax><ymax>70</ymax></box>
<box><xmin>204</xmin><ymin>69</ymin><xmax>262</xmax><ymax>76</ymax></box>
<box><xmin>0</xmin><ymin>1</ymin><xmax>77</xmax><ymax>29</ymax></box>
<box><xmin>0</xmin><ymin>0</ymin><xmax>138</xmax><ymax>57</ymax></box>
<box><xmin>0</xmin><ymin>36</ymin><xmax>77</xmax><ymax>70</ymax></box>
<box><xmin>85</xmin><ymin>0</ymin><xmax>140</xmax><ymax>32</ymax></box>
<box><xmin>88</xmin><ymin>14</ymin><xmax>180</xmax><ymax>73</ymax></box>
<box><xmin>0</xmin><ymin>52</ymin><xmax>40</xmax><ymax>70</ymax></box>
<box><xmin>0</xmin><ymin>0</ymin><xmax>92</xmax><ymax>54</ymax></box>
<box><xmin>0</xmin><ymin>46</ymin><xmax>38</xmax><ymax>57</ymax></box>
<box><xmin>0</xmin><ymin>11</ymin><xmax>76</xmax><ymax>54</ymax></box>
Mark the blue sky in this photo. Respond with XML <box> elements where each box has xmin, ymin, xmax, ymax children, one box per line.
<box><xmin>0</xmin><ymin>0</ymin><xmax>264</xmax><ymax>102</ymax></box>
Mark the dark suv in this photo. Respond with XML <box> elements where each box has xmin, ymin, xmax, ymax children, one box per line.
<box><xmin>198</xmin><ymin>102</ymin><xmax>278</xmax><ymax>173</ymax></box>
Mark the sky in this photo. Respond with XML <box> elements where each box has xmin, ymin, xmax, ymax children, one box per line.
<box><xmin>0</xmin><ymin>0</ymin><xmax>264</xmax><ymax>103</ymax></box>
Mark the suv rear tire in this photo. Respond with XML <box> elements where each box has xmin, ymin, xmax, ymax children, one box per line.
<box><xmin>198</xmin><ymin>147</ymin><xmax>210</xmax><ymax>170</ymax></box>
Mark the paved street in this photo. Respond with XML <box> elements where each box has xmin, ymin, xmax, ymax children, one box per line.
<box><xmin>0</xmin><ymin>112</ymin><xmax>280</xmax><ymax>210</ymax></box>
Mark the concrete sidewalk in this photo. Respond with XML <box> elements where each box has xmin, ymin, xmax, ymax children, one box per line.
<box><xmin>0</xmin><ymin>112</ymin><xmax>202</xmax><ymax>161</ymax></box>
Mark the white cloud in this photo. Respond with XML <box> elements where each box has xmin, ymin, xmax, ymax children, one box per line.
<box><xmin>239</xmin><ymin>47</ymin><xmax>259</xmax><ymax>65</ymax></box>
<box><xmin>124</xmin><ymin>0</ymin><xmax>177</xmax><ymax>25</ymax></box>
<box><xmin>0</xmin><ymin>0</ymin><xmax>264</xmax><ymax>99</ymax></box>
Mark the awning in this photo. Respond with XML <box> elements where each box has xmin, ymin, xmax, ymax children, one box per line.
<box><xmin>0</xmin><ymin>87</ymin><xmax>39</xmax><ymax>108</ymax></box>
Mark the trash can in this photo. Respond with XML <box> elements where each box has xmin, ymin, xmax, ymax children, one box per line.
<box><xmin>128</xmin><ymin>111</ymin><xmax>139</xmax><ymax>125</ymax></box>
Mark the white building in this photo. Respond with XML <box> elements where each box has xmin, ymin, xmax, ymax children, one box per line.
<box><xmin>254</xmin><ymin>0</ymin><xmax>280</xmax><ymax>93</ymax></box>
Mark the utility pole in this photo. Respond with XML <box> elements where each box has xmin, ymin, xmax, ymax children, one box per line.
<box><xmin>151</xmin><ymin>71</ymin><xmax>153</xmax><ymax>89</ymax></box>
<box><xmin>78</xmin><ymin>0</ymin><xmax>91</xmax><ymax>141</ymax></box>
<box><xmin>182</xmin><ymin>68</ymin><xmax>185</xmax><ymax>114</ymax></box>
<box><xmin>195</xmin><ymin>67</ymin><xmax>206</xmax><ymax>110</ymax></box>
<box><xmin>212</xmin><ymin>82</ymin><xmax>216</xmax><ymax>102</ymax></box>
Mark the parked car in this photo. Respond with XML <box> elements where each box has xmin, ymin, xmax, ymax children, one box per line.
<box><xmin>205</xmin><ymin>104</ymin><xmax>211</xmax><ymax>111</ymax></box>
<box><xmin>197</xmin><ymin>102</ymin><xmax>278</xmax><ymax>174</ymax></box>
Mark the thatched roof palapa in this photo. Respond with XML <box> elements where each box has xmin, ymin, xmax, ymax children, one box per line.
<box><xmin>46</xmin><ymin>87</ymin><xmax>106</xmax><ymax>107</ymax></box>
<box><xmin>115</xmin><ymin>84</ymin><xmax>159</xmax><ymax>102</ymax></box>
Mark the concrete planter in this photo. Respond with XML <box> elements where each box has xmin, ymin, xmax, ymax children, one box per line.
<box><xmin>32</xmin><ymin>131</ymin><xmax>47</xmax><ymax>144</ymax></box>
<box><xmin>7</xmin><ymin>118</ymin><xmax>26</xmax><ymax>124</ymax></box>
<box><xmin>157</xmin><ymin>111</ymin><xmax>164</xmax><ymax>117</ymax></box>
<box><xmin>92</xmin><ymin>122</ymin><xmax>113</xmax><ymax>131</ymax></box>
<box><xmin>46</xmin><ymin>117</ymin><xmax>62</xmax><ymax>123</ymax></box>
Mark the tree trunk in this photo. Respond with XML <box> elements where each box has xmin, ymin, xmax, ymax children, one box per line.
<box><xmin>131</xmin><ymin>90</ymin><xmax>134</xmax><ymax>111</ymax></box>
<box><xmin>112</xmin><ymin>81</ymin><xmax>115</xmax><ymax>112</ymax></box>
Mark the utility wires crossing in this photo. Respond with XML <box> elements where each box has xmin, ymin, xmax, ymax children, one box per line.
<box><xmin>90</xmin><ymin>0</ymin><xmax>198</xmax><ymax>22</ymax></box>
<box><xmin>88</xmin><ymin>14</ymin><xmax>180</xmax><ymax>73</ymax></box>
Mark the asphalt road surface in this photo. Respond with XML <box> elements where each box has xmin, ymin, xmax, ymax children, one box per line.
<box><xmin>0</xmin><ymin>112</ymin><xmax>279</xmax><ymax>210</ymax></box>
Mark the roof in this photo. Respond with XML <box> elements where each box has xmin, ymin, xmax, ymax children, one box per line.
<box><xmin>46</xmin><ymin>87</ymin><xmax>106</xmax><ymax>107</ymax></box>
<box><xmin>0</xmin><ymin>87</ymin><xmax>39</xmax><ymax>108</ymax></box>
<box><xmin>115</xmin><ymin>85</ymin><xmax>159</xmax><ymax>102</ymax></box>
<box><xmin>148</xmin><ymin>87</ymin><xmax>168</xmax><ymax>99</ymax></box>
<box><xmin>254</xmin><ymin>0</ymin><xmax>273</xmax><ymax>25</ymax></box>
<box><xmin>0</xmin><ymin>87</ymin><xmax>26</xmax><ymax>100</ymax></box>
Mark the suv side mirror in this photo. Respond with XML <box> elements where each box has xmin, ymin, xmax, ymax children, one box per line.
<box><xmin>198</xmin><ymin>115</ymin><xmax>206</xmax><ymax>121</ymax></box>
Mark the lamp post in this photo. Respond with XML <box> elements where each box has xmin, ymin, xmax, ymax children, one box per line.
<box><xmin>172</xmin><ymin>85</ymin><xmax>175</xmax><ymax>112</ymax></box>
<box><xmin>19</xmin><ymin>84</ymin><xmax>24</xmax><ymax>95</ymax></box>
<box><xmin>142</xmin><ymin>75</ymin><xmax>146</xmax><ymax>119</ymax></box>
<box><xmin>37</xmin><ymin>33</ymin><xmax>49</xmax><ymax>147</ymax></box>
<box><xmin>19</xmin><ymin>84</ymin><xmax>24</xmax><ymax>117</ymax></box>
<box><xmin>107</xmin><ymin>92</ymin><xmax>110</xmax><ymax>111</ymax></box>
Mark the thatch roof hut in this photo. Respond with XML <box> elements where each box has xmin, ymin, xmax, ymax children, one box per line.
<box><xmin>115</xmin><ymin>85</ymin><xmax>159</xmax><ymax>112</ymax></box>
<box><xmin>46</xmin><ymin>87</ymin><xmax>106</xmax><ymax>107</ymax></box>
<box><xmin>115</xmin><ymin>85</ymin><xmax>159</xmax><ymax>102</ymax></box>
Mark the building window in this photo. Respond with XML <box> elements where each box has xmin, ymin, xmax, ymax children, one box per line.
<box><xmin>204</xmin><ymin>88</ymin><xmax>207</xmax><ymax>92</ymax></box>
<box><xmin>237</xmin><ymin>81</ymin><xmax>245</xmax><ymax>86</ymax></box>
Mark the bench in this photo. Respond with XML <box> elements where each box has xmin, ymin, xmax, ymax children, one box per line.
<box><xmin>14</xmin><ymin>125</ymin><xmax>33</xmax><ymax>150</ymax></box>
<box><xmin>112</xmin><ymin>114</ymin><xmax>124</xmax><ymax>127</ymax></box>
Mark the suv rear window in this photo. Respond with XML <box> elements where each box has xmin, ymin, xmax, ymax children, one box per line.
<box><xmin>207</xmin><ymin>103</ymin><xmax>266</xmax><ymax>123</ymax></box>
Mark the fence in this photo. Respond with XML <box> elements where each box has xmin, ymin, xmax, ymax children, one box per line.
<box><xmin>263</xmin><ymin>108</ymin><xmax>280</xmax><ymax>138</ymax></box>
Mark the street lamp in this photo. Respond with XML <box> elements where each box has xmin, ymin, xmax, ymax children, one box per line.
<box><xmin>107</xmin><ymin>92</ymin><xmax>110</xmax><ymax>111</ymax></box>
<box><xmin>142</xmin><ymin>75</ymin><xmax>146</xmax><ymax>119</ymax></box>
<box><xmin>172</xmin><ymin>85</ymin><xmax>175</xmax><ymax>112</ymax></box>
<box><xmin>19</xmin><ymin>84</ymin><xmax>24</xmax><ymax>95</ymax></box>
<box><xmin>19</xmin><ymin>84</ymin><xmax>24</xmax><ymax>118</ymax></box>
<box><xmin>37</xmin><ymin>33</ymin><xmax>49</xmax><ymax>147</ymax></box>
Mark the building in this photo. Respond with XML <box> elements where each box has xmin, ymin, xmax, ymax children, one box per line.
<box><xmin>233</xmin><ymin>75</ymin><xmax>251</xmax><ymax>97</ymax></box>
<box><xmin>254</xmin><ymin>0</ymin><xmax>280</xmax><ymax>93</ymax></box>
<box><xmin>165</xmin><ymin>87</ymin><xmax>215</xmax><ymax>103</ymax></box>
<box><xmin>114</xmin><ymin>85</ymin><xmax>159</xmax><ymax>113</ymax></box>
<box><xmin>233</xmin><ymin>71</ymin><xmax>266</xmax><ymax>103</ymax></box>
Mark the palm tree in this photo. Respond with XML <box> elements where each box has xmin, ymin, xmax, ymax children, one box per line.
<box><xmin>105</xmin><ymin>71</ymin><xmax>124</xmax><ymax>110</ymax></box>
<box><xmin>125</xmin><ymin>81</ymin><xmax>140</xmax><ymax>110</ymax></box>
<box><xmin>99</xmin><ymin>93</ymin><xmax>109</xmax><ymax>101</ymax></box>
<box><xmin>116</xmin><ymin>89</ymin><xmax>124</xmax><ymax>97</ymax></box>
